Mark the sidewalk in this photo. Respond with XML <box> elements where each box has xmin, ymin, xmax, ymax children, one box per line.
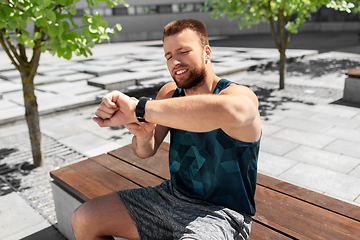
<box><xmin>1</xmin><ymin>32</ymin><xmax>360</xmax><ymax>239</ymax></box>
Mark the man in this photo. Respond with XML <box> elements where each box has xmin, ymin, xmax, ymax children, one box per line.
<box><xmin>71</xmin><ymin>19</ymin><xmax>261</xmax><ymax>240</ymax></box>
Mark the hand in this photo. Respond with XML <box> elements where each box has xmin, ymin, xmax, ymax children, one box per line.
<box><xmin>124</xmin><ymin>122</ymin><xmax>157</xmax><ymax>139</ymax></box>
<box><xmin>93</xmin><ymin>91</ymin><xmax>138</xmax><ymax>127</ymax></box>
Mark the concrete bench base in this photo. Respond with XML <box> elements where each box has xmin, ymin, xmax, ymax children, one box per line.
<box><xmin>344</xmin><ymin>77</ymin><xmax>360</xmax><ymax>103</ymax></box>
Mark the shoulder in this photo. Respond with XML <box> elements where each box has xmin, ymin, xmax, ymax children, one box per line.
<box><xmin>156</xmin><ymin>82</ymin><xmax>177</xmax><ymax>100</ymax></box>
<box><xmin>220</xmin><ymin>83</ymin><xmax>259</xmax><ymax>107</ymax></box>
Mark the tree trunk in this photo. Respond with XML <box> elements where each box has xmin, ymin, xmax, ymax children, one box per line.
<box><xmin>278</xmin><ymin>9</ymin><xmax>287</xmax><ymax>90</ymax></box>
<box><xmin>20</xmin><ymin>63</ymin><xmax>43</xmax><ymax>167</ymax></box>
<box><xmin>279</xmin><ymin>48</ymin><xmax>286</xmax><ymax>89</ymax></box>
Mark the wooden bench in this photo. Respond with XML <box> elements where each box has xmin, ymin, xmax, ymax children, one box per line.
<box><xmin>50</xmin><ymin>143</ymin><xmax>360</xmax><ymax>240</ymax></box>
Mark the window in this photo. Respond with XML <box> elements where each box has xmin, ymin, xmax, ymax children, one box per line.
<box><xmin>158</xmin><ymin>5</ymin><xmax>172</xmax><ymax>14</ymax></box>
<box><xmin>113</xmin><ymin>7</ymin><xmax>128</xmax><ymax>15</ymax></box>
<box><xmin>181</xmin><ymin>3</ymin><xmax>194</xmax><ymax>12</ymax></box>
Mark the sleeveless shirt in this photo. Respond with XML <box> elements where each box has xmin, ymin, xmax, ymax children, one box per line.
<box><xmin>169</xmin><ymin>79</ymin><xmax>261</xmax><ymax>215</ymax></box>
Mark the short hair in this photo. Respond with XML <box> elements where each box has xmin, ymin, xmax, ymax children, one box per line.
<box><xmin>162</xmin><ymin>19</ymin><xmax>209</xmax><ymax>48</ymax></box>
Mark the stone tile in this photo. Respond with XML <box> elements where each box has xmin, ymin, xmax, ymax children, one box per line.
<box><xmin>0</xmin><ymin>106</ymin><xmax>25</xmax><ymax>124</ymax></box>
<box><xmin>3</xmin><ymin>90</ymin><xmax>56</xmax><ymax>105</ymax></box>
<box><xmin>40</xmin><ymin>118</ymin><xmax>85</xmax><ymax>140</ymax></box>
<box><xmin>58</xmin><ymin>131</ymin><xmax>111</xmax><ymax>154</ymax></box>
<box><xmin>308</xmin><ymin>113</ymin><xmax>360</xmax><ymax>129</ymax></box>
<box><xmin>0</xmin><ymin>122</ymin><xmax>28</xmax><ymax>137</ymax></box>
<box><xmin>42</xmin><ymin>69</ymin><xmax>77</xmax><ymax>76</ymax></box>
<box><xmin>349</xmin><ymin>164</ymin><xmax>360</xmax><ymax>180</ymax></box>
<box><xmin>0</xmin><ymin>81</ymin><xmax>22</xmax><ymax>94</ymax></box>
<box><xmin>311</xmin><ymin>104</ymin><xmax>360</xmax><ymax>119</ymax></box>
<box><xmin>324</xmin><ymin>139</ymin><xmax>360</xmax><ymax>159</ymax></box>
<box><xmin>279</xmin><ymin>163</ymin><xmax>360</xmax><ymax>204</ymax></box>
<box><xmin>83</xmin><ymin>142</ymin><xmax>122</xmax><ymax>157</ymax></box>
<box><xmin>0</xmin><ymin>70</ymin><xmax>21</xmax><ymax>80</ymax></box>
<box><xmin>260</xmin><ymin>135</ymin><xmax>299</xmax><ymax>156</ymax></box>
<box><xmin>258</xmin><ymin>151</ymin><xmax>298</xmax><ymax>177</ymax></box>
<box><xmin>261</xmin><ymin>123</ymin><xmax>282</xmax><ymax>136</ymax></box>
<box><xmin>260</xmin><ymin>114</ymin><xmax>285</xmax><ymax>124</ymax></box>
<box><xmin>272</xmin><ymin>128</ymin><xmax>336</xmax><ymax>149</ymax></box>
<box><xmin>0</xmin><ymin>64</ymin><xmax>15</xmax><ymax>72</ymax></box>
<box><xmin>0</xmin><ymin>192</ymin><xmax>50</xmax><ymax>240</ymax></box>
<box><xmin>0</xmin><ymin>99</ymin><xmax>19</xmax><ymax>110</ymax></box>
<box><xmin>284</xmin><ymin>145</ymin><xmax>360</xmax><ymax>174</ymax></box>
<box><xmin>324</xmin><ymin>126</ymin><xmax>360</xmax><ymax>143</ymax></box>
<box><xmin>274</xmin><ymin>117</ymin><xmax>333</xmax><ymax>134</ymax></box>
<box><xmin>62</xmin><ymin>73</ymin><xmax>96</xmax><ymax>82</ymax></box>
<box><xmin>36</xmin><ymin>81</ymin><xmax>101</xmax><ymax>95</ymax></box>
<box><xmin>269</xmin><ymin>107</ymin><xmax>314</xmax><ymax>119</ymax></box>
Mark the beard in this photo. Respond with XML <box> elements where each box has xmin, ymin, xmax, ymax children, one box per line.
<box><xmin>172</xmin><ymin>64</ymin><xmax>207</xmax><ymax>90</ymax></box>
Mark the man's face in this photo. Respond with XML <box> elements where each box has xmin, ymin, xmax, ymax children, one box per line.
<box><xmin>163</xmin><ymin>29</ymin><xmax>207</xmax><ymax>90</ymax></box>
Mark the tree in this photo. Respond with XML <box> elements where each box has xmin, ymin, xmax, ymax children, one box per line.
<box><xmin>204</xmin><ymin>0</ymin><xmax>355</xmax><ymax>89</ymax></box>
<box><xmin>0</xmin><ymin>0</ymin><xmax>127</xmax><ymax>166</ymax></box>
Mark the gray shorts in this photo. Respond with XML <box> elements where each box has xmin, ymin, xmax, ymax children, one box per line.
<box><xmin>117</xmin><ymin>180</ymin><xmax>252</xmax><ymax>240</ymax></box>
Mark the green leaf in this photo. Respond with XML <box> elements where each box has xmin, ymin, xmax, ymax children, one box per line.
<box><xmin>34</xmin><ymin>32</ymin><xmax>42</xmax><ymax>40</ymax></box>
<box><xmin>41</xmin><ymin>43</ymin><xmax>48</xmax><ymax>52</ymax></box>
<box><xmin>99</xmin><ymin>20</ymin><xmax>108</xmax><ymax>28</ymax></box>
<box><xmin>43</xmin><ymin>0</ymin><xmax>51</xmax><ymax>7</ymax></box>
<box><xmin>46</xmin><ymin>9</ymin><xmax>56</xmax><ymax>21</ymax></box>
<box><xmin>63</xmin><ymin>49</ymin><xmax>72</xmax><ymax>60</ymax></box>
<box><xmin>8</xmin><ymin>18</ymin><xmax>18</xmax><ymax>29</ymax></box>
<box><xmin>69</xmin><ymin>9</ymin><xmax>77</xmax><ymax>15</ymax></box>
<box><xmin>27</xmin><ymin>39</ymin><xmax>35</xmax><ymax>48</ymax></box>
<box><xmin>81</xmin><ymin>27</ymin><xmax>89</xmax><ymax>36</ymax></box>
<box><xmin>48</xmin><ymin>25</ymin><xmax>58</xmax><ymax>37</ymax></box>
<box><xmin>115</xmin><ymin>23</ymin><xmax>122</xmax><ymax>31</ymax></box>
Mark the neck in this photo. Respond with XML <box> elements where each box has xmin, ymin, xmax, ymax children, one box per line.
<box><xmin>184</xmin><ymin>68</ymin><xmax>221</xmax><ymax>96</ymax></box>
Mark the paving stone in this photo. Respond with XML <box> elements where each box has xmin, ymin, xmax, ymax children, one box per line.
<box><xmin>62</xmin><ymin>73</ymin><xmax>96</xmax><ymax>82</ymax></box>
<box><xmin>0</xmin><ymin>81</ymin><xmax>22</xmax><ymax>94</ymax></box>
<box><xmin>37</xmin><ymin>65</ymin><xmax>63</xmax><ymax>73</ymax></box>
<box><xmin>0</xmin><ymin>64</ymin><xmax>15</xmax><ymax>72</ymax></box>
<box><xmin>323</xmin><ymin>126</ymin><xmax>360</xmax><ymax>143</ymax></box>
<box><xmin>33</xmin><ymin>75</ymin><xmax>65</xmax><ymax>85</ymax></box>
<box><xmin>261</xmin><ymin>123</ymin><xmax>282</xmax><ymax>136</ymax></box>
<box><xmin>58</xmin><ymin>131</ymin><xmax>112</xmax><ymax>154</ymax></box>
<box><xmin>36</xmin><ymin>80</ymin><xmax>101</xmax><ymax>95</ymax></box>
<box><xmin>269</xmin><ymin>107</ymin><xmax>315</xmax><ymax>119</ymax></box>
<box><xmin>0</xmin><ymin>106</ymin><xmax>25</xmax><ymax>124</ymax></box>
<box><xmin>349</xmin><ymin>165</ymin><xmax>360</xmax><ymax>180</ymax></box>
<box><xmin>324</xmin><ymin>139</ymin><xmax>360</xmax><ymax>159</ymax></box>
<box><xmin>284</xmin><ymin>145</ymin><xmax>360</xmax><ymax>174</ymax></box>
<box><xmin>0</xmin><ymin>192</ymin><xmax>50</xmax><ymax>240</ymax></box>
<box><xmin>83</xmin><ymin>142</ymin><xmax>123</xmax><ymax>157</ymax></box>
<box><xmin>308</xmin><ymin>113</ymin><xmax>360</xmax><ymax>129</ymax></box>
<box><xmin>274</xmin><ymin>117</ymin><xmax>333</xmax><ymax>134</ymax></box>
<box><xmin>3</xmin><ymin>90</ymin><xmax>56</xmax><ymax>105</ymax></box>
<box><xmin>0</xmin><ymin>70</ymin><xmax>21</xmax><ymax>80</ymax></box>
<box><xmin>88</xmin><ymin>71</ymin><xmax>163</xmax><ymax>90</ymax></box>
<box><xmin>84</xmin><ymin>58</ymin><xmax>130</xmax><ymax>66</ymax></box>
<box><xmin>41</xmin><ymin>69</ymin><xmax>77</xmax><ymax>76</ymax></box>
<box><xmin>272</xmin><ymin>128</ymin><xmax>336</xmax><ymax>149</ymax></box>
<box><xmin>212</xmin><ymin>60</ymin><xmax>258</xmax><ymax>75</ymax></box>
<box><xmin>258</xmin><ymin>151</ymin><xmax>298</xmax><ymax>177</ymax></box>
<box><xmin>40</xmin><ymin>118</ymin><xmax>86</xmax><ymax>140</ymax></box>
<box><xmin>279</xmin><ymin>163</ymin><xmax>360</xmax><ymax>204</ymax></box>
<box><xmin>260</xmin><ymin>135</ymin><xmax>299</xmax><ymax>156</ymax></box>
<box><xmin>0</xmin><ymin>99</ymin><xmax>19</xmax><ymax>110</ymax></box>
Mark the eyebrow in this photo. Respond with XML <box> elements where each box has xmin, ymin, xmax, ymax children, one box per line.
<box><xmin>164</xmin><ymin>47</ymin><xmax>185</xmax><ymax>57</ymax></box>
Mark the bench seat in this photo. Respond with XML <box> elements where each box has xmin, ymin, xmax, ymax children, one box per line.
<box><xmin>50</xmin><ymin>143</ymin><xmax>360</xmax><ymax>240</ymax></box>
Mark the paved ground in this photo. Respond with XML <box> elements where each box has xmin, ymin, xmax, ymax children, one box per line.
<box><xmin>1</xmin><ymin>32</ymin><xmax>360</xmax><ymax>239</ymax></box>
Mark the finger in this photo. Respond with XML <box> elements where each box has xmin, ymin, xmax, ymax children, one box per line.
<box><xmin>94</xmin><ymin>108</ymin><xmax>114</xmax><ymax>120</ymax></box>
<box><xmin>124</xmin><ymin>122</ymin><xmax>142</xmax><ymax>130</ymax></box>
<box><xmin>93</xmin><ymin>117</ymin><xmax>115</xmax><ymax>128</ymax></box>
<box><xmin>102</xmin><ymin>94</ymin><xmax>118</xmax><ymax>108</ymax></box>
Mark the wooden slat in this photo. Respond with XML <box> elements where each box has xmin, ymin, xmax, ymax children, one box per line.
<box><xmin>71</xmin><ymin>158</ymin><xmax>140</xmax><ymax>192</ymax></box>
<box><xmin>50</xmin><ymin>166</ymin><xmax>112</xmax><ymax>202</ymax></box>
<box><xmin>91</xmin><ymin>154</ymin><xmax>164</xmax><ymax>187</ymax></box>
<box><xmin>254</xmin><ymin>185</ymin><xmax>360</xmax><ymax>239</ymax></box>
<box><xmin>346</xmin><ymin>67</ymin><xmax>360</xmax><ymax>78</ymax></box>
<box><xmin>249</xmin><ymin>222</ymin><xmax>292</xmax><ymax>239</ymax></box>
<box><xmin>108</xmin><ymin>144</ymin><xmax>170</xmax><ymax>180</ymax></box>
<box><xmin>257</xmin><ymin>173</ymin><xmax>360</xmax><ymax>222</ymax></box>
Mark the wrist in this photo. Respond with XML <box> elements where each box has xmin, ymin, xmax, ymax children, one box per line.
<box><xmin>135</xmin><ymin>97</ymin><xmax>151</xmax><ymax>123</ymax></box>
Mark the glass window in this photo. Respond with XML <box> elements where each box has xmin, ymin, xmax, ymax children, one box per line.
<box><xmin>113</xmin><ymin>7</ymin><xmax>128</xmax><ymax>15</ymax></box>
<box><xmin>158</xmin><ymin>5</ymin><xmax>172</xmax><ymax>13</ymax></box>
<box><xmin>195</xmin><ymin>3</ymin><xmax>204</xmax><ymax>11</ymax></box>
<box><xmin>172</xmin><ymin>4</ymin><xmax>180</xmax><ymax>13</ymax></box>
<box><xmin>128</xmin><ymin>6</ymin><xmax>136</xmax><ymax>15</ymax></box>
<box><xmin>181</xmin><ymin>3</ymin><xmax>194</xmax><ymax>12</ymax></box>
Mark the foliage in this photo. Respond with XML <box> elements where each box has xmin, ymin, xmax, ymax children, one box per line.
<box><xmin>204</xmin><ymin>0</ymin><xmax>355</xmax><ymax>35</ymax></box>
<box><xmin>0</xmin><ymin>0</ymin><xmax>127</xmax><ymax>63</ymax></box>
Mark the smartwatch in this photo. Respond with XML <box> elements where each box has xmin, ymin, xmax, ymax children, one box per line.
<box><xmin>135</xmin><ymin>97</ymin><xmax>151</xmax><ymax>122</ymax></box>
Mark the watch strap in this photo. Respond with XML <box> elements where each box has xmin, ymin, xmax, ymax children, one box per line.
<box><xmin>135</xmin><ymin>97</ymin><xmax>151</xmax><ymax>122</ymax></box>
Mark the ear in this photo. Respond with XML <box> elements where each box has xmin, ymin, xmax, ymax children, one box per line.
<box><xmin>204</xmin><ymin>45</ymin><xmax>211</xmax><ymax>62</ymax></box>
